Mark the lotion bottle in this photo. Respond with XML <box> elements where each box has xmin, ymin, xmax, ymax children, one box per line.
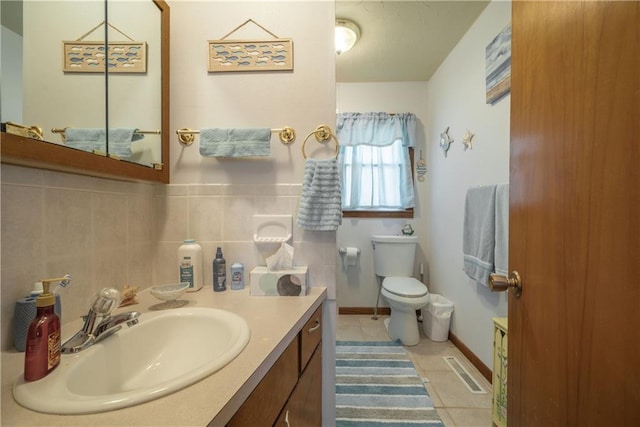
<box><xmin>213</xmin><ymin>247</ymin><xmax>227</xmax><ymax>292</ymax></box>
<box><xmin>178</xmin><ymin>239</ymin><xmax>203</xmax><ymax>292</ymax></box>
<box><xmin>24</xmin><ymin>280</ymin><xmax>61</xmax><ymax>381</ymax></box>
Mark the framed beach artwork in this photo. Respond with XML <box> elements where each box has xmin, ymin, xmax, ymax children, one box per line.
<box><xmin>486</xmin><ymin>25</ymin><xmax>511</xmax><ymax>104</ymax></box>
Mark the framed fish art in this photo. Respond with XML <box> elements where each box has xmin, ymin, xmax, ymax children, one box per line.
<box><xmin>208</xmin><ymin>19</ymin><xmax>293</xmax><ymax>73</ymax></box>
<box><xmin>63</xmin><ymin>41</ymin><xmax>147</xmax><ymax>73</ymax></box>
<box><xmin>208</xmin><ymin>39</ymin><xmax>293</xmax><ymax>72</ymax></box>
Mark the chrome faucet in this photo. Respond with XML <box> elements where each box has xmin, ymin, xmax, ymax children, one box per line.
<box><xmin>61</xmin><ymin>287</ymin><xmax>140</xmax><ymax>354</ymax></box>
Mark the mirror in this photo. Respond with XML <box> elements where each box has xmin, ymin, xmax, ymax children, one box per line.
<box><xmin>0</xmin><ymin>0</ymin><xmax>169</xmax><ymax>183</ymax></box>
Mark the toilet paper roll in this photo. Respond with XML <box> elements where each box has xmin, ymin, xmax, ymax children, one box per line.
<box><xmin>345</xmin><ymin>247</ymin><xmax>358</xmax><ymax>266</ymax></box>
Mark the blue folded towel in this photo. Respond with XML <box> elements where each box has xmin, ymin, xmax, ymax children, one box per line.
<box><xmin>462</xmin><ymin>185</ymin><xmax>497</xmax><ymax>286</ymax></box>
<box><xmin>296</xmin><ymin>158</ymin><xmax>342</xmax><ymax>231</ymax></box>
<box><xmin>199</xmin><ymin>128</ymin><xmax>271</xmax><ymax>157</ymax></box>
<box><xmin>65</xmin><ymin>128</ymin><xmax>107</xmax><ymax>153</ymax></box>
<box><xmin>64</xmin><ymin>128</ymin><xmax>141</xmax><ymax>158</ymax></box>
<box><xmin>494</xmin><ymin>183</ymin><xmax>509</xmax><ymax>276</ymax></box>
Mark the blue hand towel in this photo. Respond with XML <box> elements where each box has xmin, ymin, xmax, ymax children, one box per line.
<box><xmin>462</xmin><ymin>185</ymin><xmax>497</xmax><ymax>286</ymax></box>
<box><xmin>494</xmin><ymin>183</ymin><xmax>509</xmax><ymax>276</ymax></box>
<box><xmin>64</xmin><ymin>128</ymin><xmax>141</xmax><ymax>158</ymax></box>
<box><xmin>296</xmin><ymin>158</ymin><xmax>342</xmax><ymax>231</ymax></box>
<box><xmin>64</xmin><ymin>128</ymin><xmax>106</xmax><ymax>153</ymax></box>
<box><xmin>199</xmin><ymin>128</ymin><xmax>271</xmax><ymax>157</ymax></box>
<box><xmin>107</xmin><ymin>128</ymin><xmax>143</xmax><ymax>158</ymax></box>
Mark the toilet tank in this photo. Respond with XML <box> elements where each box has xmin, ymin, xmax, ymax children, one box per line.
<box><xmin>371</xmin><ymin>235</ymin><xmax>418</xmax><ymax>277</ymax></box>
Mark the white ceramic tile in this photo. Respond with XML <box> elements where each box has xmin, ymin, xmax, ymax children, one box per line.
<box><xmin>254</xmin><ymin>195</ymin><xmax>292</xmax><ymax>215</ymax></box>
<box><xmin>221</xmin><ymin>195</ymin><xmax>254</xmax><ymax>241</ymax></box>
<box><xmin>1</xmin><ymin>185</ymin><xmax>44</xmax><ymax>269</ymax></box>
<box><xmin>128</xmin><ymin>193</ymin><xmax>154</xmax><ymax>244</ymax></box>
<box><xmin>188</xmin><ymin>184</ymin><xmax>224</xmax><ymax>196</ymax></box>
<box><xmin>155</xmin><ymin>195</ymin><xmax>188</xmax><ymax>242</ymax></box>
<box><xmin>222</xmin><ymin>184</ymin><xmax>255</xmax><ymax>196</ymax></box>
<box><xmin>1</xmin><ymin>164</ymin><xmax>44</xmax><ymax>186</ymax></box>
<box><xmin>126</xmin><ymin>242</ymin><xmax>154</xmax><ymax>289</ymax></box>
<box><xmin>92</xmin><ymin>247</ymin><xmax>129</xmax><ymax>292</ymax></box>
<box><xmin>44</xmin><ymin>188</ymin><xmax>93</xmax><ymax>258</ymax></box>
<box><xmin>188</xmin><ymin>196</ymin><xmax>223</xmax><ymax>241</ymax></box>
<box><xmin>154</xmin><ymin>241</ymin><xmax>181</xmax><ymax>286</ymax></box>
<box><xmin>93</xmin><ymin>192</ymin><xmax>128</xmax><ymax>250</ymax></box>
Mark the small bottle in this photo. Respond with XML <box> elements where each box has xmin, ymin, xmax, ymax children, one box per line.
<box><xmin>230</xmin><ymin>263</ymin><xmax>245</xmax><ymax>290</ymax></box>
<box><xmin>24</xmin><ymin>280</ymin><xmax>61</xmax><ymax>381</ymax></box>
<box><xmin>213</xmin><ymin>247</ymin><xmax>227</xmax><ymax>292</ymax></box>
<box><xmin>178</xmin><ymin>239</ymin><xmax>203</xmax><ymax>292</ymax></box>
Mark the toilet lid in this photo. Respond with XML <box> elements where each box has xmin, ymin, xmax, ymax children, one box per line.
<box><xmin>382</xmin><ymin>277</ymin><xmax>428</xmax><ymax>298</ymax></box>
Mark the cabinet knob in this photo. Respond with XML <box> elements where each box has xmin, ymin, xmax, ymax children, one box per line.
<box><xmin>489</xmin><ymin>271</ymin><xmax>523</xmax><ymax>297</ymax></box>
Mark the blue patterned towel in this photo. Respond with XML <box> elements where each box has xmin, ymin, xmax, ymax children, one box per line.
<box><xmin>296</xmin><ymin>158</ymin><xmax>342</xmax><ymax>231</ymax></box>
<box><xmin>199</xmin><ymin>128</ymin><xmax>271</xmax><ymax>157</ymax></box>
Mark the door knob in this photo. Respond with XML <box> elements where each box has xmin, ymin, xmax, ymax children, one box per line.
<box><xmin>489</xmin><ymin>271</ymin><xmax>522</xmax><ymax>297</ymax></box>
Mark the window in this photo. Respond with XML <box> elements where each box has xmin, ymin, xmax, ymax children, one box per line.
<box><xmin>337</xmin><ymin>112</ymin><xmax>416</xmax><ymax>218</ymax></box>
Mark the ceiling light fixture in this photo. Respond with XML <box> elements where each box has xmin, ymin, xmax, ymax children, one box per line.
<box><xmin>335</xmin><ymin>19</ymin><xmax>360</xmax><ymax>55</ymax></box>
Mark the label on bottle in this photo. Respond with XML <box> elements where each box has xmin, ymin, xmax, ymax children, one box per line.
<box><xmin>180</xmin><ymin>257</ymin><xmax>194</xmax><ymax>288</ymax></box>
<box><xmin>48</xmin><ymin>329</ymin><xmax>60</xmax><ymax>370</ymax></box>
<box><xmin>231</xmin><ymin>263</ymin><xmax>244</xmax><ymax>290</ymax></box>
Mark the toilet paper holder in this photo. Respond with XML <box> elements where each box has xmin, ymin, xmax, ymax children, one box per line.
<box><xmin>339</xmin><ymin>247</ymin><xmax>360</xmax><ymax>255</ymax></box>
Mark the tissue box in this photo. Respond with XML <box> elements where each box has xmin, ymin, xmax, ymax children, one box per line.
<box><xmin>250</xmin><ymin>266</ymin><xmax>308</xmax><ymax>296</ymax></box>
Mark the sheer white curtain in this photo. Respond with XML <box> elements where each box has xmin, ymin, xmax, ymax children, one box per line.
<box><xmin>337</xmin><ymin>113</ymin><xmax>416</xmax><ymax>210</ymax></box>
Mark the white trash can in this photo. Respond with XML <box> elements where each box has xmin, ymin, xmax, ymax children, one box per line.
<box><xmin>422</xmin><ymin>294</ymin><xmax>454</xmax><ymax>342</ymax></box>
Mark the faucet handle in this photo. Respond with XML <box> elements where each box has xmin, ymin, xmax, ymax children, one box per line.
<box><xmin>91</xmin><ymin>288</ymin><xmax>122</xmax><ymax>315</ymax></box>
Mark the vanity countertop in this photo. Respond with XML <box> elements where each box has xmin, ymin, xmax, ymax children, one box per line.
<box><xmin>1</xmin><ymin>286</ymin><xmax>327</xmax><ymax>426</ymax></box>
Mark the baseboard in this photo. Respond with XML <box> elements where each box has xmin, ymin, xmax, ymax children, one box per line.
<box><xmin>448</xmin><ymin>331</ymin><xmax>492</xmax><ymax>383</ymax></box>
<box><xmin>338</xmin><ymin>307</ymin><xmax>391</xmax><ymax>316</ymax></box>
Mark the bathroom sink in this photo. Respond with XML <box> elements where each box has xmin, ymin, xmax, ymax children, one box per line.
<box><xmin>13</xmin><ymin>307</ymin><xmax>250</xmax><ymax>414</ymax></box>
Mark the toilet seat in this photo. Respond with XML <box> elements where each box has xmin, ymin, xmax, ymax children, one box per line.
<box><xmin>382</xmin><ymin>277</ymin><xmax>428</xmax><ymax>298</ymax></box>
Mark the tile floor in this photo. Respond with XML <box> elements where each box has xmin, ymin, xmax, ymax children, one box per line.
<box><xmin>337</xmin><ymin>314</ymin><xmax>493</xmax><ymax>427</ymax></box>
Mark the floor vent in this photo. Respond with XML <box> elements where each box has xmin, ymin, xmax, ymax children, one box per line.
<box><xmin>443</xmin><ymin>356</ymin><xmax>486</xmax><ymax>394</ymax></box>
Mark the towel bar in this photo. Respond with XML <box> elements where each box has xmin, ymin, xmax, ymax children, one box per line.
<box><xmin>176</xmin><ymin>127</ymin><xmax>296</xmax><ymax>146</ymax></box>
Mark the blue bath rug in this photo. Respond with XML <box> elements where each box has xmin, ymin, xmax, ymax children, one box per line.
<box><xmin>336</xmin><ymin>340</ymin><xmax>445</xmax><ymax>426</ymax></box>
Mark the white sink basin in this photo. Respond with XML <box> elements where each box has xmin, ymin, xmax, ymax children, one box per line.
<box><xmin>13</xmin><ymin>307</ymin><xmax>250</xmax><ymax>414</ymax></box>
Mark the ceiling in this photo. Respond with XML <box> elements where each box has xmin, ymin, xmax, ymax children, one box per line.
<box><xmin>335</xmin><ymin>1</ymin><xmax>490</xmax><ymax>82</ymax></box>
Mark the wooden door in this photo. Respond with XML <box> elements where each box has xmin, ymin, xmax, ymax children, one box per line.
<box><xmin>509</xmin><ymin>1</ymin><xmax>639</xmax><ymax>426</ymax></box>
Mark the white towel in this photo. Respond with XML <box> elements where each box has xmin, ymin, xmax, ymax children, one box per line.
<box><xmin>462</xmin><ymin>185</ymin><xmax>497</xmax><ymax>286</ymax></box>
<box><xmin>296</xmin><ymin>158</ymin><xmax>342</xmax><ymax>231</ymax></box>
<box><xmin>494</xmin><ymin>183</ymin><xmax>509</xmax><ymax>276</ymax></box>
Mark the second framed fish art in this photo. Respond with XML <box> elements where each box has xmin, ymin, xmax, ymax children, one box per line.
<box><xmin>208</xmin><ymin>19</ymin><xmax>293</xmax><ymax>73</ymax></box>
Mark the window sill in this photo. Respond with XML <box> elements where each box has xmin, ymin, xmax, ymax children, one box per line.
<box><xmin>342</xmin><ymin>209</ymin><xmax>414</xmax><ymax>219</ymax></box>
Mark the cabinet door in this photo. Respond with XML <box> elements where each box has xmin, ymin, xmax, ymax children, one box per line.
<box><xmin>228</xmin><ymin>337</ymin><xmax>299</xmax><ymax>427</ymax></box>
<box><xmin>275</xmin><ymin>343</ymin><xmax>322</xmax><ymax>427</ymax></box>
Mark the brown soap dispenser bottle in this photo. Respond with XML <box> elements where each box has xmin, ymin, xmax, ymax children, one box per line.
<box><xmin>24</xmin><ymin>279</ymin><xmax>61</xmax><ymax>381</ymax></box>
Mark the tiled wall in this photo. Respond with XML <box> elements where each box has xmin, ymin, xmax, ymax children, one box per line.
<box><xmin>1</xmin><ymin>164</ymin><xmax>157</xmax><ymax>351</ymax></box>
<box><xmin>1</xmin><ymin>165</ymin><xmax>337</xmax><ymax>351</ymax></box>
<box><xmin>153</xmin><ymin>183</ymin><xmax>337</xmax><ymax>297</ymax></box>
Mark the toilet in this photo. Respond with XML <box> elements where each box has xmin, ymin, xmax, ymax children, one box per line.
<box><xmin>372</xmin><ymin>234</ymin><xmax>429</xmax><ymax>346</ymax></box>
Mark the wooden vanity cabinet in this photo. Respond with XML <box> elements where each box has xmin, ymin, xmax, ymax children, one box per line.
<box><xmin>226</xmin><ymin>305</ymin><xmax>323</xmax><ymax>427</ymax></box>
